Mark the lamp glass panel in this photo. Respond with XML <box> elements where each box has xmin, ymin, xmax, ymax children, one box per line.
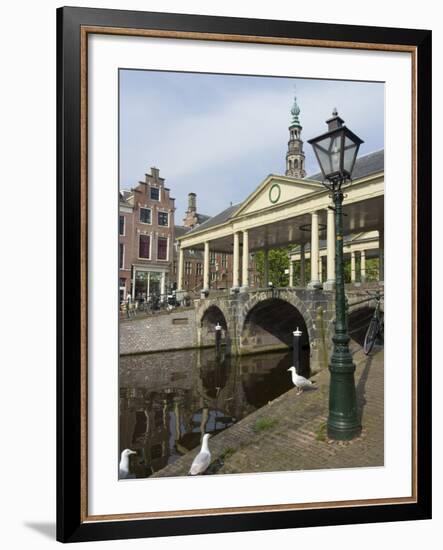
<box><xmin>343</xmin><ymin>136</ymin><xmax>359</xmax><ymax>175</ymax></box>
<box><xmin>330</xmin><ymin>135</ymin><xmax>342</xmax><ymax>174</ymax></box>
<box><xmin>315</xmin><ymin>144</ymin><xmax>333</xmax><ymax>176</ymax></box>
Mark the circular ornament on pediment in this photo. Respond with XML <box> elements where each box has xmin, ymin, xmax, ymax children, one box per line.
<box><xmin>269</xmin><ymin>183</ymin><xmax>281</xmax><ymax>204</ymax></box>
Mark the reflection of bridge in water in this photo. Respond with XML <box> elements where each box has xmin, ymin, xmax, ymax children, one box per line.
<box><xmin>119</xmin><ymin>348</ymin><xmax>295</xmax><ymax>478</ymax></box>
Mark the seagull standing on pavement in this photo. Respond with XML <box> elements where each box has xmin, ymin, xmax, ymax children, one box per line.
<box><xmin>287</xmin><ymin>366</ymin><xmax>314</xmax><ymax>395</ymax></box>
<box><xmin>119</xmin><ymin>449</ymin><xmax>137</xmax><ymax>479</ymax></box>
<box><xmin>189</xmin><ymin>434</ymin><xmax>211</xmax><ymax>476</ymax></box>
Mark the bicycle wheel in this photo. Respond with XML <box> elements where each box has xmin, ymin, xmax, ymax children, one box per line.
<box><xmin>363</xmin><ymin>317</ymin><xmax>379</xmax><ymax>355</ymax></box>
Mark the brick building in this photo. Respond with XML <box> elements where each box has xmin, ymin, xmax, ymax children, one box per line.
<box><xmin>119</xmin><ymin>167</ymin><xmax>175</xmax><ymax>302</ymax></box>
<box><xmin>119</xmin><ymin>175</ymin><xmax>254</xmax><ymax>302</ymax></box>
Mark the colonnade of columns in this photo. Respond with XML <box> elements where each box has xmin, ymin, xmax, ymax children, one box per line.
<box><xmin>349</xmin><ymin>250</ymin><xmax>367</xmax><ymax>283</ymax></box>
<box><xmin>177</xmin><ymin>212</ymin><xmax>384</xmax><ymax>294</ymax></box>
<box><xmin>177</xmin><ymin>229</ymin><xmax>251</xmax><ymax>293</ymax></box>
<box><xmin>305</xmin><ymin>207</ymin><xmax>335</xmax><ymax>290</ymax></box>
<box><xmin>288</xmin><ymin>211</ymin><xmax>384</xmax><ymax>288</ymax></box>
<box><xmin>290</xmin><ymin>247</ymin><xmax>372</xmax><ymax>286</ymax></box>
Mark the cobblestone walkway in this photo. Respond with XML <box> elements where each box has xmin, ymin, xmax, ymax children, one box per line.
<box><xmin>152</xmin><ymin>344</ymin><xmax>384</xmax><ymax>477</ymax></box>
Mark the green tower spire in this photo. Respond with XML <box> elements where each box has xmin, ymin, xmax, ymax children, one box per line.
<box><xmin>286</xmin><ymin>94</ymin><xmax>306</xmax><ymax>178</ymax></box>
<box><xmin>290</xmin><ymin>95</ymin><xmax>301</xmax><ymax>125</ymax></box>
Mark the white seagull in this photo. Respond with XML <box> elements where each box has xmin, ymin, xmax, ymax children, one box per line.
<box><xmin>287</xmin><ymin>367</ymin><xmax>314</xmax><ymax>395</ymax></box>
<box><xmin>119</xmin><ymin>448</ymin><xmax>137</xmax><ymax>479</ymax></box>
<box><xmin>189</xmin><ymin>434</ymin><xmax>211</xmax><ymax>476</ymax></box>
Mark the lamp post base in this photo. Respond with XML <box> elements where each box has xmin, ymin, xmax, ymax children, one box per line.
<box><xmin>327</xmin><ymin>342</ymin><xmax>361</xmax><ymax>440</ymax></box>
<box><xmin>327</xmin><ymin>414</ymin><xmax>361</xmax><ymax>441</ymax></box>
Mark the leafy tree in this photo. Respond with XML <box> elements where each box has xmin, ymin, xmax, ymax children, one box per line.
<box><xmin>254</xmin><ymin>247</ymin><xmax>292</xmax><ymax>287</ymax></box>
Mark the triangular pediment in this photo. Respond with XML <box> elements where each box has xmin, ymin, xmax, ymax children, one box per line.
<box><xmin>234</xmin><ymin>175</ymin><xmax>323</xmax><ymax>217</ymax></box>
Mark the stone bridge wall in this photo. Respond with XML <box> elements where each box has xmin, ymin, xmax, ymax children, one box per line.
<box><xmin>120</xmin><ymin>286</ymin><xmax>382</xmax><ymax>373</ymax></box>
<box><xmin>195</xmin><ymin>288</ymin><xmax>337</xmax><ymax>372</ymax></box>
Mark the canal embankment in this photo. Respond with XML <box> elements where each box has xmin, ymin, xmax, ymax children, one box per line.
<box><xmin>152</xmin><ymin>344</ymin><xmax>384</xmax><ymax>477</ymax></box>
<box><xmin>120</xmin><ymin>308</ymin><xmax>197</xmax><ymax>355</ymax></box>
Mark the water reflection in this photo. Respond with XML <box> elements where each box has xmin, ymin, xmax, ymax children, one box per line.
<box><xmin>119</xmin><ymin>348</ymin><xmax>296</xmax><ymax>478</ymax></box>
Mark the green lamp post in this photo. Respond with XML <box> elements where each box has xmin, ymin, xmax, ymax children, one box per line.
<box><xmin>308</xmin><ymin>109</ymin><xmax>364</xmax><ymax>441</ymax></box>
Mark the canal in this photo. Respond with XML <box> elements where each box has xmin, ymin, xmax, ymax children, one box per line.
<box><xmin>119</xmin><ymin>347</ymin><xmax>309</xmax><ymax>478</ymax></box>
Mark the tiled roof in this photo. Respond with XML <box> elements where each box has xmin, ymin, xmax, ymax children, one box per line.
<box><xmin>185</xmin><ymin>204</ymin><xmax>240</xmax><ymax>235</ymax></box>
<box><xmin>182</xmin><ymin>150</ymin><xmax>384</xmax><ymax>239</ymax></box>
<box><xmin>174</xmin><ymin>225</ymin><xmax>191</xmax><ymax>239</ymax></box>
<box><xmin>308</xmin><ymin>149</ymin><xmax>384</xmax><ymax>182</ymax></box>
<box><xmin>196</xmin><ymin>213</ymin><xmax>211</xmax><ymax>224</ymax></box>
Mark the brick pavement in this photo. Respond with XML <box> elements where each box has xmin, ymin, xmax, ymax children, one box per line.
<box><xmin>152</xmin><ymin>344</ymin><xmax>384</xmax><ymax>477</ymax></box>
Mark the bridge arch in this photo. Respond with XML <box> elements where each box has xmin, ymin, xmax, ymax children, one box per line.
<box><xmin>197</xmin><ymin>302</ymin><xmax>230</xmax><ymax>349</ymax></box>
<box><xmin>239</xmin><ymin>291</ymin><xmax>314</xmax><ymax>374</ymax></box>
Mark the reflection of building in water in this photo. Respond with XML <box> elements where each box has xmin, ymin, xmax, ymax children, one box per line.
<box><xmin>119</xmin><ymin>348</ymin><xmax>294</xmax><ymax>478</ymax></box>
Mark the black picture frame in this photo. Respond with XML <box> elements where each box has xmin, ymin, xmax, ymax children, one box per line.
<box><xmin>57</xmin><ymin>6</ymin><xmax>432</xmax><ymax>543</ymax></box>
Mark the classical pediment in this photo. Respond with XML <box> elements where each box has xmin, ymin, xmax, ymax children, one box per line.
<box><xmin>234</xmin><ymin>175</ymin><xmax>322</xmax><ymax>217</ymax></box>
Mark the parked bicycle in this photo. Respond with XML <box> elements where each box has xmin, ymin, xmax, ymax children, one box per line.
<box><xmin>363</xmin><ymin>292</ymin><xmax>384</xmax><ymax>355</ymax></box>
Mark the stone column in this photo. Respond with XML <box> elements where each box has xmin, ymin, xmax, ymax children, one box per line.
<box><xmin>132</xmin><ymin>267</ymin><xmax>136</xmax><ymax>300</ymax></box>
<box><xmin>241</xmin><ymin>230</ymin><xmax>249</xmax><ymax>291</ymax></box>
<box><xmin>300</xmin><ymin>243</ymin><xmax>306</xmax><ymax>287</ymax></box>
<box><xmin>319</xmin><ymin>257</ymin><xmax>323</xmax><ymax>283</ymax></box>
<box><xmin>308</xmin><ymin>211</ymin><xmax>321</xmax><ymax>288</ymax></box>
<box><xmin>325</xmin><ymin>205</ymin><xmax>336</xmax><ymax>289</ymax></box>
<box><xmin>351</xmin><ymin>250</ymin><xmax>356</xmax><ymax>283</ymax></box>
<box><xmin>160</xmin><ymin>271</ymin><xmax>166</xmax><ymax>300</ymax></box>
<box><xmin>263</xmin><ymin>249</ymin><xmax>269</xmax><ymax>287</ymax></box>
<box><xmin>177</xmin><ymin>247</ymin><xmax>184</xmax><ymax>291</ymax></box>
<box><xmin>233</xmin><ymin>232</ymin><xmax>240</xmax><ymax>289</ymax></box>
<box><xmin>203</xmin><ymin>241</ymin><xmax>210</xmax><ymax>292</ymax></box>
<box><xmin>361</xmin><ymin>250</ymin><xmax>366</xmax><ymax>283</ymax></box>
<box><xmin>289</xmin><ymin>261</ymin><xmax>294</xmax><ymax>287</ymax></box>
<box><xmin>379</xmin><ymin>228</ymin><xmax>384</xmax><ymax>282</ymax></box>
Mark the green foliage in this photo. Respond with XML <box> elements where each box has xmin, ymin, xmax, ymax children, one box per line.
<box><xmin>253</xmin><ymin>246</ymin><xmax>380</xmax><ymax>286</ymax></box>
<box><xmin>253</xmin><ymin>417</ymin><xmax>278</xmax><ymax>433</ymax></box>
<box><xmin>364</xmin><ymin>258</ymin><xmax>380</xmax><ymax>282</ymax></box>
<box><xmin>254</xmin><ymin>246</ymin><xmax>292</xmax><ymax>287</ymax></box>
<box><xmin>344</xmin><ymin>256</ymin><xmax>379</xmax><ymax>283</ymax></box>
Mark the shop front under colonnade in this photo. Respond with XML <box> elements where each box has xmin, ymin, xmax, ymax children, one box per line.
<box><xmin>176</xmin><ymin>150</ymin><xmax>384</xmax><ymax>295</ymax></box>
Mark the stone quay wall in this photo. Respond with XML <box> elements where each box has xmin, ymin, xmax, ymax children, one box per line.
<box><xmin>120</xmin><ymin>308</ymin><xmax>198</xmax><ymax>355</ymax></box>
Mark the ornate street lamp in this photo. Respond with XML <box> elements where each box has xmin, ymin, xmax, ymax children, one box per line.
<box><xmin>308</xmin><ymin>109</ymin><xmax>363</xmax><ymax>440</ymax></box>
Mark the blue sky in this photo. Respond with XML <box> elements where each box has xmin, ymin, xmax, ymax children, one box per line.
<box><xmin>120</xmin><ymin>70</ymin><xmax>384</xmax><ymax>222</ymax></box>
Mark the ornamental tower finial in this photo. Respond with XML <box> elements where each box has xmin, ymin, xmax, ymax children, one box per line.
<box><xmin>285</xmin><ymin>93</ymin><xmax>306</xmax><ymax>178</ymax></box>
<box><xmin>291</xmin><ymin>95</ymin><xmax>301</xmax><ymax>125</ymax></box>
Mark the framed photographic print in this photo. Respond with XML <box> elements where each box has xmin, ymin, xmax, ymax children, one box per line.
<box><xmin>57</xmin><ymin>6</ymin><xmax>432</xmax><ymax>543</ymax></box>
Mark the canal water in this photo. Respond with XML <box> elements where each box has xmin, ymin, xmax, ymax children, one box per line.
<box><xmin>119</xmin><ymin>348</ymin><xmax>305</xmax><ymax>478</ymax></box>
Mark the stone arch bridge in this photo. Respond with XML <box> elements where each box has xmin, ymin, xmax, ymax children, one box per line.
<box><xmin>195</xmin><ymin>286</ymin><xmax>383</xmax><ymax>372</ymax></box>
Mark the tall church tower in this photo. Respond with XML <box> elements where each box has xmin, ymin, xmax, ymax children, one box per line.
<box><xmin>285</xmin><ymin>95</ymin><xmax>306</xmax><ymax>178</ymax></box>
